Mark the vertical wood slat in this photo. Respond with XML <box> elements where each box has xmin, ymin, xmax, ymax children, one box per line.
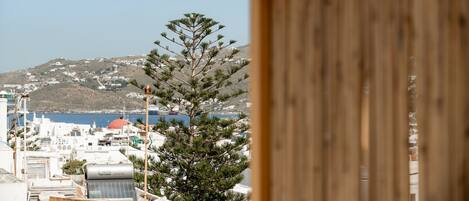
<box><xmin>414</xmin><ymin>0</ymin><xmax>469</xmax><ymax>200</ymax></box>
<box><xmin>271</xmin><ymin>0</ymin><xmax>287</xmax><ymax>200</ymax></box>
<box><xmin>250</xmin><ymin>0</ymin><xmax>272</xmax><ymax>201</ymax></box>
<box><xmin>329</xmin><ymin>1</ymin><xmax>362</xmax><ymax>200</ymax></box>
<box><xmin>267</xmin><ymin>0</ymin><xmax>363</xmax><ymax>200</ymax></box>
<box><xmin>368</xmin><ymin>0</ymin><xmax>411</xmax><ymax>200</ymax></box>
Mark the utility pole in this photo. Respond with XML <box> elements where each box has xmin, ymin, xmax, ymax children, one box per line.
<box><xmin>11</xmin><ymin>95</ymin><xmax>19</xmax><ymax>177</ymax></box>
<box><xmin>123</xmin><ymin>105</ymin><xmax>130</xmax><ymax>156</ymax></box>
<box><xmin>143</xmin><ymin>85</ymin><xmax>152</xmax><ymax>201</ymax></box>
<box><xmin>122</xmin><ymin>105</ymin><xmax>127</xmax><ymax>155</ymax></box>
<box><xmin>21</xmin><ymin>94</ymin><xmax>29</xmax><ymax>181</ymax></box>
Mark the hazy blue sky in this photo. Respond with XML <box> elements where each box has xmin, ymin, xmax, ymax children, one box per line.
<box><xmin>0</xmin><ymin>0</ymin><xmax>250</xmax><ymax>73</ymax></box>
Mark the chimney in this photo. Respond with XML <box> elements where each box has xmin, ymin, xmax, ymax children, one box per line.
<box><xmin>0</xmin><ymin>98</ymin><xmax>7</xmax><ymax>143</ymax></box>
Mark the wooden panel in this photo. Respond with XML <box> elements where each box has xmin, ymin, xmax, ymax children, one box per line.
<box><xmin>266</xmin><ymin>0</ymin><xmax>363</xmax><ymax>200</ymax></box>
<box><xmin>414</xmin><ymin>0</ymin><xmax>469</xmax><ymax>200</ymax></box>
<box><xmin>368</xmin><ymin>0</ymin><xmax>411</xmax><ymax>200</ymax></box>
<box><xmin>252</xmin><ymin>1</ymin><xmax>469</xmax><ymax>201</ymax></box>
<box><xmin>49</xmin><ymin>197</ymin><xmax>87</xmax><ymax>201</ymax></box>
<box><xmin>270</xmin><ymin>0</ymin><xmax>287</xmax><ymax>200</ymax></box>
<box><xmin>328</xmin><ymin>1</ymin><xmax>363</xmax><ymax>200</ymax></box>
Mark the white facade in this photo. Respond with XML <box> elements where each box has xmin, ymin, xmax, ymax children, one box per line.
<box><xmin>0</xmin><ymin>182</ymin><xmax>28</xmax><ymax>201</ymax></box>
<box><xmin>16</xmin><ymin>151</ymin><xmax>63</xmax><ymax>180</ymax></box>
<box><xmin>31</xmin><ymin>115</ymin><xmax>93</xmax><ymax>151</ymax></box>
<box><xmin>0</xmin><ymin>98</ymin><xmax>7</xmax><ymax>142</ymax></box>
<box><xmin>29</xmin><ymin>115</ymin><xmax>144</xmax><ymax>153</ymax></box>
<box><xmin>0</xmin><ymin>169</ymin><xmax>27</xmax><ymax>201</ymax></box>
<box><xmin>0</xmin><ymin>142</ymin><xmax>14</xmax><ymax>173</ymax></box>
<box><xmin>75</xmin><ymin>149</ymin><xmax>130</xmax><ymax>164</ymax></box>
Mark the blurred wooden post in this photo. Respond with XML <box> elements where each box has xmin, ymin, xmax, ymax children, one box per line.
<box><xmin>367</xmin><ymin>0</ymin><xmax>411</xmax><ymax>201</ymax></box>
<box><xmin>250</xmin><ymin>0</ymin><xmax>272</xmax><ymax>201</ymax></box>
<box><xmin>143</xmin><ymin>85</ymin><xmax>152</xmax><ymax>201</ymax></box>
<box><xmin>414</xmin><ymin>0</ymin><xmax>469</xmax><ymax>200</ymax></box>
<box><xmin>252</xmin><ymin>0</ymin><xmax>363</xmax><ymax>200</ymax></box>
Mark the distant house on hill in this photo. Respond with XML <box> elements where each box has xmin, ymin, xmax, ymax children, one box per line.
<box><xmin>51</xmin><ymin>61</ymin><xmax>64</xmax><ymax>66</ymax></box>
<box><xmin>46</xmin><ymin>80</ymin><xmax>60</xmax><ymax>85</ymax></box>
<box><xmin>3</xmin><ymin>84</ymin><xmax>22</xmax><ymax>89</ymax></box>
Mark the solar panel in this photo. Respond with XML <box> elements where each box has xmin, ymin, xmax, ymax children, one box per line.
<box><xmin>87</xmin><ymin>179</ymin><xmax>137</xmax><ymax>201</ymax></box>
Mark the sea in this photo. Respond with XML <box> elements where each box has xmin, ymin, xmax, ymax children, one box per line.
<box><xmin>8</xmin><ymin>113</ymin><xmax>238</xmax><ymax>128</ymax></box>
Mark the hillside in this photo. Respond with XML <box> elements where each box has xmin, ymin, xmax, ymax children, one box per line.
<box><xmin>0</xmin><ymin>46</ymin><xmax>250</xmax><ymax>113</ymax></box>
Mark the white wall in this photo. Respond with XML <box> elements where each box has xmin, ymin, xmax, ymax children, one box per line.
<box><xmin>49</xmin><ymin>156</ymin><xmax>62</xmax><ymax>177</ymax></box>
<box><xmin>0</xmin><ymin>144</ymin><xmax>14</xmax><ymax>173</ymax></box>
<box><xmin>0</xmin><ymin>183</ymin><xmax>28</xmax><ymax>201</ymax></box>
<box><xmin>0</xmin><ymin>98</ymin><xmax>8</xmax><ymax>143</ymax></box>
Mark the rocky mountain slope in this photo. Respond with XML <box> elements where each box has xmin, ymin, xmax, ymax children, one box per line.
<box><xmin>0</xmin><ymin>46</ymin><xmax>250</xmax><ymax>113</ymax></box>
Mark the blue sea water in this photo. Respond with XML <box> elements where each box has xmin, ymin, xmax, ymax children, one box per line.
<box><xmin>8</xmin><ymin>113</ymin><xmax>237</xmax><ymax>128</ymax></box>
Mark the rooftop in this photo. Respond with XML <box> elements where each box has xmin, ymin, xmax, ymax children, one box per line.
<box><xmin>0</xmin><ymin>168</ymin><xmax>23</xmax><ymax>184</ymax></box>
<box><xmin>108</xmin><ymin>118</ymin><xmax>128</xmax><ymax>129</ymax></box>
<box><xmin>0</xmin><ymin>142</ymin><xmax>13</xmax><ymax>151</ymax></box>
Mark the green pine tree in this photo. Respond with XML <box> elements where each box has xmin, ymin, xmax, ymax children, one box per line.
<box><xmin>130</xmin><ymin>13</ymin><xmax>250</xmax><ymax>201</ymax></box>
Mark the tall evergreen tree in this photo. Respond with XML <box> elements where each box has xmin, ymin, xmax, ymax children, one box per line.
<box><xmin>131</xmin><ymin>13</ymin><xmax>250</xmax><ymax>201</ymax></box>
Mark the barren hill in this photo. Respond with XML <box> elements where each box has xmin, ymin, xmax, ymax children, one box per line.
<box><xmin>0</xmin><ymin>46</ymin><xmax>250</xmax><ymax>113</ymax></box>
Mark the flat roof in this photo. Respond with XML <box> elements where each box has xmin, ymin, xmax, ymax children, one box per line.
<box><xmin>0</xmin><ymin>142</ymin><xmax>13</xmax><ymax>151</ymax></box>
<box><xmin>0</xmin><ymin>168</ymin><xmax>24</xmax><ymax>183</ymax></box>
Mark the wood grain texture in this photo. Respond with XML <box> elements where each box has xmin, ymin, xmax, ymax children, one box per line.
<box><xmin>414</xmin><ymin>0</ymin><xmax>469</xmax><ymax>200</ymax></box>
<box><xmin>268</xmin><ymin>0</ymin><xmax>363</xmax><ymax>200</ymax></box>
<box><xmin>367</xmin><ymin>0</ymin><xmax>411</xmax><ymax>200</ymax></box>
<box><xmin>252</xmin><ymin>1</ymin><xmax>469</xmax><ymax>201</ymax></box>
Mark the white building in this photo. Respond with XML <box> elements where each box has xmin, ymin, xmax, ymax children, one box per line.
<box><xmin>0</xmin><ymin>142</ymin><xmax>14</xmax><ymax>173</ymax></box>
<box><xmin>30</xmin><ymin>114</ymin><xmax>93</xmax><ymax>151</ymax></box>
<box><xmin>0</xmin><ymin>169</ymin><xmax>27</xmax><ymax>201</ymax></box>
<box><xmin>75</xmin><ymin>149</ymin><xmax>130</xmax><ymax>165</ymax></box>
<box><xmin>15</xmin><ymin>148</ymin><xmax>130</xmax><ymax>183</ymax></box>
<box><xmin>51</xmin><ymin>61</ymin><xmax>63</xmax><ymax>66</ymax></box>
<box><xmin>3</xmin><ymin>84</ymin><xmax>23</xmax><ymax>89</ymax></box>
<box><xmin>0</xmin><ymin>98</ymin><xmax>7</xmax><ymax>142</ymax></box>
<box><xmin>16</xmin><ymin>151</ymin><xmax>63</xmax><ymax>180</ymax></box>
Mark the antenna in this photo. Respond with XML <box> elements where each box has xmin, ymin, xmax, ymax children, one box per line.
<box><xmin>122</xmin><ymin>105</ymin><xmax>126</xmax><ymax>120</ymax></box>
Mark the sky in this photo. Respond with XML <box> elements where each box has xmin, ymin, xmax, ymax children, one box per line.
<box><xmin>0</xmin><ymin>0</ymin><xmax>250</xmax><ymax>73</ymax></box>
